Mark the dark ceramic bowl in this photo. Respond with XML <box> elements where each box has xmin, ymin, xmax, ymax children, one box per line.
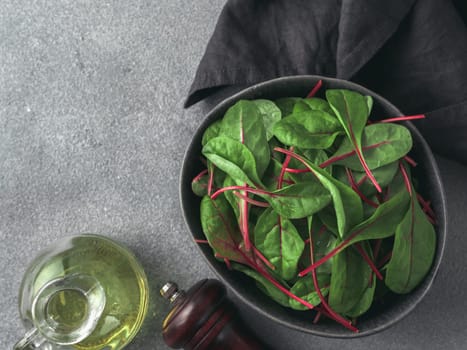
<box><xmin>180</xmin><ymin>76</ymin><xmax>447</xmax><ymax>338</ymax></box>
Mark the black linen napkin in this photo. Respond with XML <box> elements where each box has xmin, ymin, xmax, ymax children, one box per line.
<box><xmin>185</xmin><ymin>0</ymin><xmax>467</xmax><ymax>165</ymax></box>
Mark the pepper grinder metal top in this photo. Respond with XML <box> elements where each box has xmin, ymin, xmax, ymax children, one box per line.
<box><xmin>160</xmin><ymin>279</ymin><xmax>268</xmax><ymax>350</ymax></box>
<box><xmin>160</xmin><ymin>282</ymin><xmax>186</xmax><ymax>305</ymax></box>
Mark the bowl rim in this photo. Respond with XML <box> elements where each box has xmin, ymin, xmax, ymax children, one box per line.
<box><xmin>180</xmin><ymin>74</ymin><xmax>447</xmax><ymax>338</ymax></box>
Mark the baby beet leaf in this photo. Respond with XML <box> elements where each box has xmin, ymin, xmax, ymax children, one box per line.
<box><xmin>302</xmin><ymin>97</ymin><xmax>335</xmax><ymax>115</ymax></box>
<box><xmin>365</xmin><ymin>95</ymin><xmax>374</xmax><ymax>115</ymax></box>
<box><xmin>272</xmin><ymin>110</ymin><xmax>343</xmax><ymax>149</ymax></box>
<box><xmin>275</xmin><ymin>148</ymin><xmax>363</xmax><ymax>238</ymax></box>
<box><xmin>385</xmin><ymin>184</ymin><xmax>436</xmax><ymax>294</ymax></box>
<box><xmin>317</xmin><ymin>207</ymin><xmax>339</xmax><ymax>236</ymax></box>
<box><xmin>253</xmin><ymin>99</ymin><xmax>282</xmax><ymax>141</ymax></box>
<box><xmin>254</xmin><ymin>208</ymin><xmax>305</xmax><ymax>281</ymax></box>
<box><xmin>351</xmin><ymin>162</ymin><xmax>399</xmax><ymax>198</ymax></box>
<box><xmin>262</xmin><ymin>158</ymin><xmax>290</xmax><ymax>191</ymax></box>
<box><xmin>299</xmin><ymin>188</ymin><xmax>410</xmax><ymax>276</ymax></box>
<box><xmin>274</xmin><ymin>97</ymin><xmax>302</xmax><ymax>117</ymax></box>
<box><xmin>261</xmin><ymin>182</ymin><xmax>332</xmax><ymax>219</ymax></box>
<box><xmin>222</xmin><ymin>176</ymin><xmax>242</xmax><ymax>218</ymax></box>
<box><xmin>202</xmin><ymin>119</ymin><xmax>222</xmax><ymax>146</ymax></box>
<box><xmin>308</xmin><ymin>218</ymin><xmax>337</xmax><ymax>275</ymax></box>
<box><xmin>287</xmin><ymin>149</ymin><xmax>329</xmax><ymax>183</ymax></box>
<box><xmin>289</xmin><ymin>274</ymin><xmax>330</xmax><ymax>310</ymax></box>
<box><xmin>192</xmin><ymin>169</ymin><xmax>209</xmax><ymax>197</ymax></box>
<box><xmin>332</xmin><ymin>123</ymin><xmax>413</xmax><ymax>171</ymax></box>
<box><xmin>269</xmin><ymin>136</ymin><xmax>285</xmax><ymax>162</ymax></box>
<box><xmin>232</xmin><ymin>264</ymin><xmax>291</xmax><ymax>307</ymax></box>
<box><xmin>328</xmin><ymin>243</ymin><xmax>372</xmax><ymax>314</ymax></box>
<box><xmin>220</xmin><ymin>100</ymin><xmax>270</xmax><ymax>178</ymax></box>
<box><xmin>200</xmin><ymin>195</ymin><xmax>247</xmax><ymax>264</ymax></box>
<box><xmin>345</xmin><ymin>243</ymin><xmax>377</xmax><ymax>318</ymax></box>
<box><xmin>202</xmin><ymin>136</ymin><xmax>263</xmax><ymax>187</ymax></box>
<box><xmin>326</xmin><ymin>89</ymin><xmax>381</xmax><ymax>192</ymax></box>
<box><xmin>215</xmin><ymin>182</ymin><xmax>332</xmax><ymax>219</ymax></box>
<box><xmin>293</xmin><ymin>100</ymin><xmax>313</xmax><ymax>113</ymax></box>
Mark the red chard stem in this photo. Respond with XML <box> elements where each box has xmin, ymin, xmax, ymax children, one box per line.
<box><xmin>313</xmin><ymin>311</ymin><xmax>322</xmax><ymax>324</ymax></box>
<box><xmin>373</xmin><ymin>239</ymin><xmax>383</xmax><ymax>260</ymax></box>
<box><xmin>252</xmin><ymin>246</ymin><xmax>276</xmax><ymax>270</ymax></box>
<box><xmin>399</xmin><ymin>162</ymin><xmax>413</xmax><ymax>196</ymax></box>
<box><xmin>211</xmin><ymin>186</ymin><xmax>270</xmax><ymax>200</ymax></box>
<box><xmin>192</xmin><ymin>169</ymin><xmax>208</xmax><ymax>183</ymax></box>
<box><xmin>355</xmin><ymin>243</ymin><xmax>383</xmax><ymax>280</ymax></box>
<box><xmin>378</xmin><ymin>251</ymin><xmax>393</xmax><ymax>268</ymax></box>
<box><xmin>309</xmin><ymin>228</ymin><xmax>358</xmax><ymax>332</ymax></box>
<box><xmin>234</xmin><ymin>191</ymin><xmax>270</xmax><ymax>207</ymax></box>
<box><xmin>207</xmin><ymin>166</ymin><xmax>215</xmax><ymax>195</ymax></box>
<box><xmin>278</xmin><ymin>147</ymin><xmax>294</xmax><ymax>189</ymax></box>
<box><xmin>403</xmin><ymin>155</ymin><xmax>417</xmax><ymax>167</ymax></box>
<box><xmin>379</xmin><ymin>114</ymin><xmax>425</xmax><ymax>123</ymax></box>
<box><xmin>345</xmin><ymin>168</ymin><xmax>379</xmax><ymax>208</ymax></box>
<box><xmin>307</xmin><ymin>79</ymin><xmax>323</xmax><ymax>98</ymax></box>
<box><xmin>240</xmin><ymin>186</ymin><xmax>251</xmax><ymax>251</ymax></box>
<box><xmin>237</xmin><ymin>249</ymin><xmax>317</xmax><ymax>310</ymax></box>
<box><xmin>319</xmin><ymin>142</ymin><xmax>389</xmax><ymax>168</ymax></box>
<box><xmin>416</xmin><ymin>193</ymin><xmax>436</xmax><ymax>218</ymax></box>
<box><xmin>355</xmin><ymin>149</ymin><xmax>382</xmax><ymax>193</ymax></box>
<box><xmin>285</xmin><ymin>167</ymin><xmax>310</xmax><ymax>174</ymax></box>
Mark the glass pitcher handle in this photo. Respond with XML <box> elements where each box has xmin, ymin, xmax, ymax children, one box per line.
<box><xmin>14</xmin><ymin>274</ymin><xmax>106</xmax><ymax>349</ymax></box>
<box><xmin>14</xmin><ymin>328</ymin><xmax>53</xmax><ymax>349</ymax></box>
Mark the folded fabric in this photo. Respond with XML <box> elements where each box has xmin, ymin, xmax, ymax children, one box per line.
<box><xmin>185</xmin><ymin>0</ymin><xmax>467</xmax><ymax>165</ymax></box>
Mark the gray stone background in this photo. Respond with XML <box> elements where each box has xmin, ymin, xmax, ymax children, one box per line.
<box><xmin>1</xmin><ymin>1</ymin><xmax>466</xmax><ymax>349</ymax></box>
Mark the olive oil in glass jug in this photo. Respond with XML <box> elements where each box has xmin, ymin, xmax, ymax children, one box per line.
<box><xmin>14</xmin><ymin>234</ymin><xmax>149</xmax><ymax>350</ymax></box>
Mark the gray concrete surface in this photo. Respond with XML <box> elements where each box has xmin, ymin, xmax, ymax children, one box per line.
<box><xmin>1</xmin><ymin>1</ymin><xmax>466</xmax><ymax>349</ymax></box>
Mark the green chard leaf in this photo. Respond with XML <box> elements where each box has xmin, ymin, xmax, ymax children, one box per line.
<box><xmin>385</xmin><ymin>186</ymin><xmax>436</xmax><ymax>294</ymax></box>
<box><xmin>220</xmin><ymin>100</ymin><xmax>270</xmax><ymax>178</ymax></box>
<box><xmin>254</xmin><ymin>208</ymin><xmax>305</xmax><ymax>281</ymax></box>
<box><xmin>232</xmin><ymin>263</ymin><xmax>290</xmax><ymax>307</ymax></box>
<box><xmin>287</xmin><ymin>149</ymin><xmax>330</xmax><ymax>183</ymax></box>
<box><xmin>301</xmin><ymin>97</ymin><xmax>335</xmax><ymax>115</ymax></box>
<box><xmin>259</xmin><ymin>182</ymin><xmax>332</xmax><ymax>219</ymax></box>
<box><xmin>326</xmin><ymin>89</ymin><xmax>382</xmax><ymax>191</ymax></box>
<box><xmin>365</xmin><ymin>95</ymin><xmax>374</xmax><ymax>114</ymax></box>
<box><xmin>269</xmin><ymin>136</ymin><xmax>285</xmax><ymax>162</ymax></box>
<box><xmin>325</xmin><ymin>89</ymin><xmax>370</xmax><ymax>151</ymax></box>
<box><xmin>333</xmin><ymin>162</ymin><xmax>399</xmax><ymax>198</ymax></box>
<box><xmin>191</xmin><ymin>170</ymin><xmax>209</xmax><ymax>197</ymax></box>
<box><xmin>292</xmin><ymin>100</ymin><xmax>312</xmax><ymax>113</ymax></box>
<box><xmin>202</xmin><ymin>119</ymin><xmax>222</xmax><ymax>146</ymax></box>
<box><xmin>289</xmin><ymin>274</ymin><xmax>330</xmax><ymax>310</ymax></box>
<box><xmin>272</xmin><ymin>110</ymin><xmax>343</xmax><ymax>149</ymax></box>
<box><xmin>332</xmin><ymin>123</ymin><xmax>413</xmax><ymax>171</ymax></box>
<box><xmin>275</xmin><ymin>97</ymin><xmax>302</xmax><ymax>117</ymax></box>
<box><xmin>253</xmin><ymin>99</ymin><xmax>282</xmax><ymax>141</ymax></box>
<box><xmin>342</xmin><ymin>188</ymin><xmax>410</xmax><ymax>245</ymax></box>
<box><xmin>222</xmin><ymin>175</ymin><xmax>241</xmax><ymax>218</ymax></box>
<box><xmin>262</xmin><ymin>158</ymin><xmax>289</xmax><ymax>191</ymax></box>
<box><xmin>328</xmin><ymin>243</ymin><xmax>372</xmax><ymax>314</ymax></box>
<box><xmin>202</xmin><ymin>136</ymin><xmax>263</xmax><ymax>187</ymax></box>
<box><xmin>309</xmin><ymin>220</ymin><xmax>337</xmax><ymax>275</ymax></box>
<box><xmin>279</xmin><ymin>152</ymin><xmax>363</xmax><ymax>238</ymax></box>
<box><xmin>200</xmin><ymin>195</ymin><xmax>246</xmax><ymax>264</ymax></box>
<box><xmin>345</xmin><ymin>243</ymin><xmax>376</xmax><ymax>318</ymax></box>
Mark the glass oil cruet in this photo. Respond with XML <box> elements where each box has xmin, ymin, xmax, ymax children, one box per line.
<box><xmin>14</xmin><ymin>234</ymin><xmax>149</xmax><ymax>350</ymax></box>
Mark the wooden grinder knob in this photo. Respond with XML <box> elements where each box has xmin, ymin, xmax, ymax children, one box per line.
<box><xmin>160</xmin><ymin>279</ymin><xmax>267</xmax><ymax>350</ymax></box>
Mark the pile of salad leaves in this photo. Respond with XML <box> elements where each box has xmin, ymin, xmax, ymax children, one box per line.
<box><xmin>191</xmin><ymin>85</ymin><xmax>436</xmax><ymax>332</ymax></box>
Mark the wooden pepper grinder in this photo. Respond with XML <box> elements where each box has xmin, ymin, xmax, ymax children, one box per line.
<box><xmin>160</xmin><ymin>279</ymin><xmax>269</xmax><ymax>350</ymax></box>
